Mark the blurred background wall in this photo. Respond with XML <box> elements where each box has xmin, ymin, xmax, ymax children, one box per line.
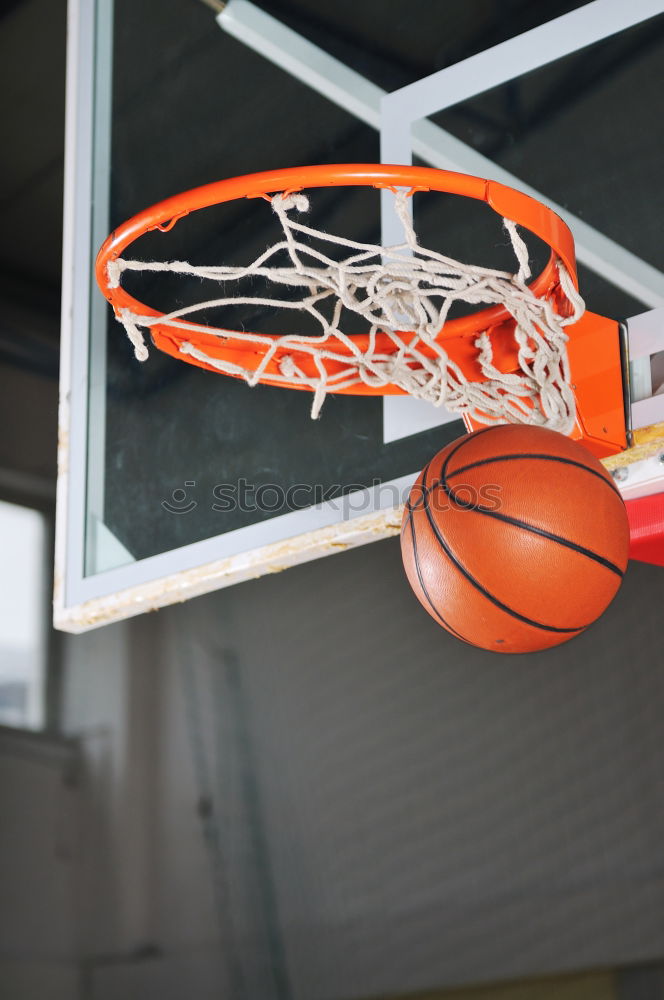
<box><xmin>1</xmin><ymin>2</ymin><xmax>663</xmax><ymax>999</ymax></box>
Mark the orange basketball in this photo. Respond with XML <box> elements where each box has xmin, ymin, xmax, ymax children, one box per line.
<box><xmin>400</xmin><ymin>425</ymin><xmax>630</xmax><ymax>653</ymax></box>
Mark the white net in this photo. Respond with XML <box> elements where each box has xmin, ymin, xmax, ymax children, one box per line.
<box><xmin>106</xmin><ymin>189</ymin><xmax>583</xmax><ymax>430</ymax></box>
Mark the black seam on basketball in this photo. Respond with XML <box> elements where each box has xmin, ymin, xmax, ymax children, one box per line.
<box><xmin>437</xmin><ymin>447</ymin><xmax>624</xmax><ymax>577</ymax></box>
<box><xmin>453</xmin><ymin>506</ymin><xmax>624</xmax><ymax>577</ymax></box>
<box><xmin>419</xmin><ymin>441</ymin><xmax>591</xmax><ymax>633</ymax></box>
<box><xmin>401</xmin><ymin>428</ymin><xmax>495</xmax><ymax>526</ymax></box>
<box><xmin>402</xmin><ymin>492</ymin><xmax>423</xmax><ymax>528</ymax></box>
<box><xmin>430</xmin><ymin>476</ymin><xmax>624</xmax><ymax>577</ymax></box>
<box><xmin>405</xmin><ymin>490</ymin><xmax>468</xmax><ymax>642</ymax></box>
<box><xmin>445</xmin><ymin>452</ymin><xmax>621</xmax><ymax>496</ymax></box>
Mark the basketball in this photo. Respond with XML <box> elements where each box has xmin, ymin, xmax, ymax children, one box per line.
<box><xmin>400</xmin><ymin>425</ymin><xmax>630</xmax><ymax>653</ymax></box>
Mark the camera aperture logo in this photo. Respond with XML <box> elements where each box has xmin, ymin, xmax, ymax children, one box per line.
<box><xmin>161</xmin><ymin>479</ymin><xmax>502</xmax><ymax>516</ymax></box>
<box><xmin>161</xmin><ymin>481</ymin><xmax>198</xmax><ymax>514</ymax></box>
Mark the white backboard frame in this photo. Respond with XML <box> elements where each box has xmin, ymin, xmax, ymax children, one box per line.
<box><xmin>55</xmin><ymin>0</ymin><xmax>664</xmax><ymax>632</ymax></box>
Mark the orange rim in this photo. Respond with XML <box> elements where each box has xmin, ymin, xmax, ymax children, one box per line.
<box><xmin>96</xmin><ymin>164</ymin><xmax>578</xmax><ymax>391</ymax></box>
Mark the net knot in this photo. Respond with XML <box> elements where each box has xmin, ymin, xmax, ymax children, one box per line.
<box><xmin>119</xmin><ymin>308</ymin><xmax>149</xmax><ymax>362</ymax></box>
<box><xmin>272</xmin><ymin>192</ymin><xmax>309</xmax><ymax>214</ymax></box>
<box><xmin>279</xmin><ymin>354</ymin><xmax>298</xmax><ymax>378</ymax></box>
<box><xmin>107</xmin><ymin>259</ymin><xmax>124</xmax><ymax>289</ymax></box>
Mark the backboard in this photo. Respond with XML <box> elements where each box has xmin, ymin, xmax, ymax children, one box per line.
<box><xmin>55</xmin><ymin>0</ymin><xmax>664</xmax><ymax>631</ymax></box>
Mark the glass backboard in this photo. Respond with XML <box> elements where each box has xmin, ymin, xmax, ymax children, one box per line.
<box><xmin>55</xmin><ymin>0</ymin><xmax>664</xmax><ymax>630</ymax></box>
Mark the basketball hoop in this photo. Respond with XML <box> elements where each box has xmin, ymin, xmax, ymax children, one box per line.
<box><xmin>96</xmin><ymin>164</ymin><xmax>625</xmax><ymax>450</ymax></box>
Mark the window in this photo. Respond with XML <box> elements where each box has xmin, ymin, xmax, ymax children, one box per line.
<box><xmin>0</xmin><ymin>500</ymin><xmax>48</xmax><ymax>729</ymax></box>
